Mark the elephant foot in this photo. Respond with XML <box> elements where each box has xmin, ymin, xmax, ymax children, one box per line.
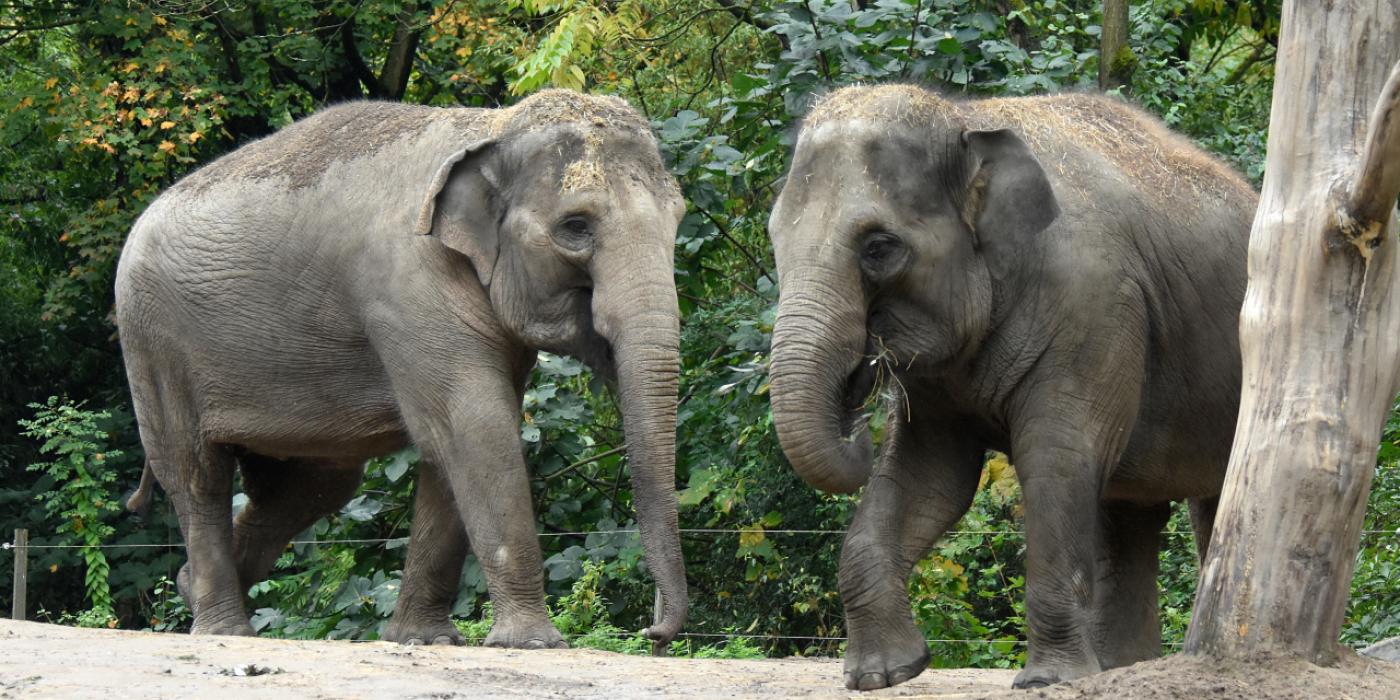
<box><xmin>177</xmin><ymin>563</ymin><xmax>255</xmax><ymax>636</ymax></box>
<box><xmin>190</xmin><ymin>618</ymin><xmax>257</xmax><ymax>636</ymax></box>
<box><xmin>382</xmin><ymin>616</ymin><xmax>465</xmax><ymax>646</ymax></box>
<box><xmin>484</xmin><ymin>618</ymin><xmax>568</xmax><ymax>650</ymax></box>
<box><xmin>843</xmin><ymin>618</ymin><xmax>930</xmax><ymax>691</ymax></box>
<box><xmin>1012</xmin><ymin>658</ymin><xmax>1100</xmax><ymax>689</ymax></box>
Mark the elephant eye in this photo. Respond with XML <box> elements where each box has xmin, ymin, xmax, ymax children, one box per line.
<box><xmin>554</xmin><ymin>215</ymin><xmax>594</xmax><ymax>252</ymax></box>
<box><xmin>861</xmin><ymin>231</ymin><xmax>902</xmax><ymax>263</ymax></box>
<box><xmin>859</xmin><ymin>231</ymin><xmax>906</xmax><ymax>279</ymax></box>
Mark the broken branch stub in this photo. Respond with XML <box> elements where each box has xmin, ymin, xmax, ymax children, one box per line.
<box><xmin>1349</xmin><ymin>61</ymin><xmax>1400</xmax><ymax>231</ymax></box>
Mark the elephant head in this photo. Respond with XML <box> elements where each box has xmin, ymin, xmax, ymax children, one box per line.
<box><xmin>415</xmin><ymin>90</ymin><xmax>688</xmax><ymax>644</ymax></box>
<box><xmin>767</xmin><ymin>85</ymin><xmax>1059</xmax><ymax>493</ymax></box>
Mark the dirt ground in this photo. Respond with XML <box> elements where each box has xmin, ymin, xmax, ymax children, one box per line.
<box><xmin>0</xmin><ymin>619</ymin><xmax>1396</xmax><ymax>699</ymax></box>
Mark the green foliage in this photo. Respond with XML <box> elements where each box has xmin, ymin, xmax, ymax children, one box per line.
<box><xmin>910</xmin><ymin>455</ymin><xmax>1026</xmax><ymax>668</ymax></box>
<box><xmin>18</xmin><ymin>397</ymin><xmax>128</xmax><ymax>624</ymax></box>
<box><xmin>1343</xmin><ymin>409</ymin><xmax>1400</xmax><ymax>646</ymax></box>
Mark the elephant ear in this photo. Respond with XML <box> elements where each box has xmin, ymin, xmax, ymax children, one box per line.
<box><xmin>415</xmin><ymin>138</ymin><xmax>501</xmax><ymax>289</ymax></box>
<box><xmin>960</xmin><ymin>129</ymin><xmax>1060</xmax><ymax>252</ymax></box>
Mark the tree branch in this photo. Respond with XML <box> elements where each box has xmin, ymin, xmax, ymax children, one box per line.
<box><xmin>1223</xmin><ymin>40</ymin><xmax>1271</xmax><ymax>85</ymax></box>
<box><xmin>1347</xmin><ymin>60</ymin><xmax>1400</xmax><ymax>230</ymax></box>
<box><xmin>697</xmin><ymin>206</ymin><xmax>773</xmax><ymax>284</ymax></box>
<box><xmin>543</xmin><ymin>444</ymin><xmax>629</xmax><ymax>482</ymax></box>
<box><xmin>340</xmin><ymin>15</ymin><xmax>385</xmax><ymax>99</ymax></box>
<box><xmin>377</xmin><ymin>3</ymin><xmax>425</xmax><ymax>100</ymax></box>
<box><xmin>713</xmin><ymin>0</ymin><xmax>789</xmax><ymax>51</ymax></box>
<box><xmin>0</xmin><ymin>15</ymin><xmax>87</xmax><ymax>32</ymax></box>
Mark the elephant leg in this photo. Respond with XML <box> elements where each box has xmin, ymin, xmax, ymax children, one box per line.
<box><xmin>232</xmin><ymin>455</ymin><xmax>364</xmax><ymax>592</ymax></box>
<box><xmin>1013</xmin><ymin>446</ymin><xmax>1105</xmax><ymax>688</ymax></box>
<box><xmin>1187</xmin><ymin>496</ymin><xmax>1219</xmax><ymax>566</ymax></box>
<box><xmin>395</xmin><ymin>379</ymin><xmax>564</xmax><ymax>650</ymax></box>
<box><xmin>839</xmin><ymin>410</ymin><xmax>982</xmax><ymax>691</ymax></box>
<box><xmin>384</xmin><ymin>459</ymin><xmax>471</xmax><ymax>646</ymax></box>
<box><xmin>150</xmin><ymin>441</ymin><xmax>251</xmax><ymax>636</ymax></box>
<box><xmin>1091</xmin><ymin>501</ymin><xmax>1170</xmax><ymax>670</ymax></box>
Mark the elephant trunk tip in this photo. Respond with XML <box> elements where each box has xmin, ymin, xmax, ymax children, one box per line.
<box><xmin>642</xmin><ymin>594</ymin><xmax>687</xmax><ymax>655</ymax></box>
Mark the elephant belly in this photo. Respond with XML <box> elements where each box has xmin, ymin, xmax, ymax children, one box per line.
<box><xmin>1103</xmin><ymin>413</ymin><xmax>1233</xmax><ymax>503</ymax></box>
<box><xmin>192</xmin><ymin>337</ymin><xmax>411</xmax><ymax>461</ymax></box>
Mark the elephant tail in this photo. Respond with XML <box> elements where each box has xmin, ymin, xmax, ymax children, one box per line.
<box><xmin>125</xmin><ymin>460</ymin><xmax>156</xmax><ymax>517</ymax></box>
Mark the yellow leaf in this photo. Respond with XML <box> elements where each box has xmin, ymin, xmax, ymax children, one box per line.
<box><xmin>123</xmin><ymin>62</ymin><xmax>140</xmax><ymax>73</ymax></box>
<box><xmin>140</xmin><ymin>117</ymin><xmax>152</xmax><ymax>127</ymax></box>
<box><xmin>154</xmin><ymin>15</ymin><xmax>167</xmax><ymax>26</ymax></box>
<box><xmin>15</xmin><ymin>96</ymin><xmax>33</xmax><ymax>110</ymax></box>
<box><xmin>933</xmin><ymin>556</ymin><xmax>965</xmax><ymax>577</ymax></box>
<box><xmin>187</xmin><ymin>131</ymin><xmax>202</xmax><ymax>144</ymax></box>
<box><xmin>158</xmin><ymin>140</ymin><xmax>176</xmax><ymax>154</ymax></box>
<box><xmin>737</xmin><ymin>527</ymin><xmax>765</xmax><ymax>550</ymax></box>
<box><xmin>160</xmin><ymin>120</ymin><xmax>175</xmax><ymax>130</ymax></box>
<box><xmin>45</xmin><ymin>77</ymin><xmax>58</xmax><ymax>90</ymax></box>
<box><xmin>49</xmin><ymin>564</ymin><xmax>57</xmax><ymax>573</ymax></box>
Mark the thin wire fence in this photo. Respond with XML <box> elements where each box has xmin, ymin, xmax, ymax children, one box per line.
<box><xmin>3</xmin><ymin>527</ymin><xmax>1394</xmax><ymax>550</ymax></box>
<box><xmin>4</xmin><ymin>526</ymin><xmax>1393</xmax><ymax>649</ymax></box>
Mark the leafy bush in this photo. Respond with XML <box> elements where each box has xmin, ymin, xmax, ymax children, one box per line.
<box><xmin>18</xmin><ymin>398</ymin><xmax>129</xmax><ymax>625</ymax></box>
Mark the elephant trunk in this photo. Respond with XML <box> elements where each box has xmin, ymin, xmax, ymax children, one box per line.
<box><xmin>769</xmin><ymin>261</ymin><xmax>874</xmax><ymax>494</ymax></box>
<box><xmin>592</xmin><ymin>248</ymin><xmax>687</xmax><ymax>651</ymax></box>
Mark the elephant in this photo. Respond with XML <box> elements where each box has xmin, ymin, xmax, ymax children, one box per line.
<box><xmin>765</xmin><ymin>85</ymin><xmax>1257</xmax><ymax>689</ymax></box>
<box><xmin>114</xmin><ymin>89</ymin><xmax>687</xmax><ymax>650</ymax></box>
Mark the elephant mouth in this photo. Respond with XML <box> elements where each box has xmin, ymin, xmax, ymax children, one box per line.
<box><xmin>839</xmin><ymin>348</ymin><xmax>880</xmax><ymax>437</ymax></box>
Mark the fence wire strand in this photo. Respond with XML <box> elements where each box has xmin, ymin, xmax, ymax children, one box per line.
<box><xmin>2</xmin><ymin>527</ymin><xmax>1395</xmax><ymax>550</ymax></box>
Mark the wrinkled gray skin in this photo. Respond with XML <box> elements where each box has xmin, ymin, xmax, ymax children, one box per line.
<box><xmin>766</xmin><ymin>86</ymin><xmax>1256</xmax><ymax>690</ymax></box>
<box><xmin>114</xmin><ymin>90</ymin><xmax>687</xmax><ymax>650</ymax></box>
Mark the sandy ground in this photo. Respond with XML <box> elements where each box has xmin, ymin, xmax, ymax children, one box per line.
<box><xmin>1</xmin><ymin>619</ymin><xmax>1397</xmax><ymax>699</ymax></box>
<box><xmin>0</xmin><ymin>619</ymin><xmax>1012</xmax><ymax>699</ymax></box>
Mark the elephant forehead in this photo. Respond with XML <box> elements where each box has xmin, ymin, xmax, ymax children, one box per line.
<box><xmin>560</xmin><ymin>130</ymin><xmax>607</xmax><ymax>192</ymax></box>
<box><xmin>488</xmin><ymin>88</ymin><xmax>652</xmax><ymax>139</ymax></box>
<box><xmin>804</xmin><ymin>84</ymin><xmax>960</xmax><ymax>133</ymax></box>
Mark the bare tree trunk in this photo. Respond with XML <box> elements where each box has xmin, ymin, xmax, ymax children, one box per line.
<box><xmin>1185</xmin><ymin>0</ymin><xmax>1400</xmax><ymax>663</ymax></box>
<box><xmin>1098</xmin><ymin>0</ymin><xmax>1132</xmax><ymax>91</ymax></box>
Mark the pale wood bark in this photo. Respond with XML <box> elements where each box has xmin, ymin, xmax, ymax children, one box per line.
<box><xmin>1099</xmin><ymin>0</ymin><xmax>1132</xmax><ymax>91</ymax></box>
<box><xmin>1185</xmin><ymin>0</ymin><xmax>1400</xmax><ymax>663</ymax></box>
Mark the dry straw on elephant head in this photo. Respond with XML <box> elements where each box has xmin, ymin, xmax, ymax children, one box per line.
<box><xmin>800</xmin><ymin>84</ymin><xmax>1254</xmax><ymax>202</ymax></box>
<box><xmin>489</xmin><ymin>89</ymin><xmax>658</xmax><ymax>193</ymax></box>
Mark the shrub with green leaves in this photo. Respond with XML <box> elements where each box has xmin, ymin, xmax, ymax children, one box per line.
<box><xmin>18</xmin><ymin>397</ymin><xmax>127</xmax><ymax>625</ymax></box>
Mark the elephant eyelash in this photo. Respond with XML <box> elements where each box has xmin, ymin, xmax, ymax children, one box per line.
<box><xmin>859</xmin><ymin>231</ymin><xmax>904</xmax><ymax>264</ymax></box>
<box><xmin>561</xmin><ymin>216</ymin><xmax>592</xmax><ymax>236</ymax></box>
<box><xmin>552</xmin><ymin>215</ymin><xmax>595</xmax><ymax>255</ymax></box>
<box><xmin>562</xmin><ymin>215</ymin><xmax>590</xmax><ymax>235</ymax></box>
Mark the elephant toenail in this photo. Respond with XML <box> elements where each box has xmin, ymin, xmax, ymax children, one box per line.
<box><xmin>888</xmin><ymin>667</ymin><xmax>917</xmax><ymax>686</ymax></box>
<box><xmin>857</xmin><ymin>672</ymin><xmax>887</xmax><ymax>691</ymax></box>
<box><xmin>431</xmin><ymin>635</ymin><xmax>455</xmax><ymax>646</ymax></box>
